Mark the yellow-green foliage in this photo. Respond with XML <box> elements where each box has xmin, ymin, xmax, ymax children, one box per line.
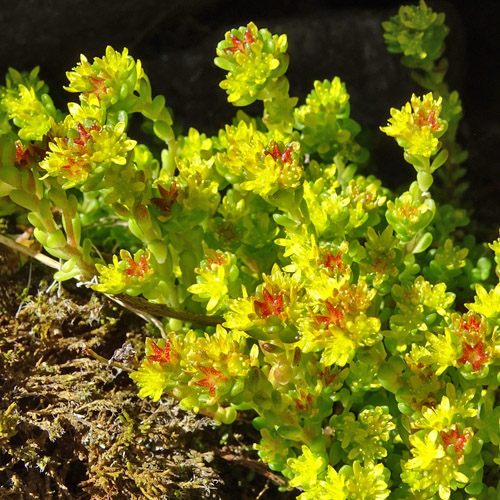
<box><xmin>1</xmin><ymin>1</ymin><xmax>499</xmax><ymax>499</ymax></box>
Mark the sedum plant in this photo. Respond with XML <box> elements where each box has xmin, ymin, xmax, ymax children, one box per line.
<box><xmin>1</xmin><ymin>1</ymin><xmax>499</xmax><ymax>498</ymax></box>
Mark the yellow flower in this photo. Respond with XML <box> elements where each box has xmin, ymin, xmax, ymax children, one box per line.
<box><xmin>1</xmin><ymin>84</ymin><xmax>51</xmax><ymax>140</ymax></box>
<box><xmin>40</xmin><ymin>118</ymin><xmax>136</xmax><ymax>188</ymax></box>
<box><xmin>403</xmin><ymin>427</ymin><xmax>470</xmax><ymax>500</ymax></box>
<box><xmin>407</xmin><ymin>430</ymin><xmax>444</xmax><ymax>470</ymax></box>
<box><xmin>65</xmin><ymin>46</ymin><xmax>144</xmax><ymax>108</ymax></box>
<box><xmin>93</xmin><ymin>249</ymin><xmax>154</xmax><ymax>295</ymax></box>
<box><xmin>130</xmin><ymin>359</ymin><xmax>171</xmax><ymax>402</ymax></box>
<box><xmin>188</xmin><ymin>250</ymin><xmax>238</xmax><ymax>315</ymax></box>
<box><xmin>287</xmin><ymin>445</ymin><xmax>326</xmax><ymax>489</ymax></box>
<box><xmin>411</xmin><ymin>385</ymin><xmax>477</xmax><ymax>431</ymax></box>
<box><xmin>467</xmin><ymin>283</ymin><xmax>500</xmax><ymax>320</ymax></box>
<box><xmin>217</xmin><ymin>119</ymin><xmax>301</xmax><ymax>196</ymax></box>
<box><xmin>215</xmin><ymin>22</ymin><xmax>289</xmax><ymax>106</ymax></box>
<box><xmin>381</xmin><ymin>92</ymin><xmax>446</xmax><ymax>157</ymax></box>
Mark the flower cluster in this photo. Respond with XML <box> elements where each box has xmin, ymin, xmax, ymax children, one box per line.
<box><xmin>187</xmin><ymin>249</ymin><xmax>240</xmax><ymax>314</ymax></box>
<box><xmin>287</xmin><ymin>447</ymin><xmax>391</xmax><ymax>500</ymax></box>
<box><xmin>382</xmin><ymin>0</ymin><xmax>449</xmax><ymax>70</ymax></box>
<box><xmin>131</xmin><ymin>326</ymin><xmax>256</xmax><ymax>423</ymax></box>
<box><xmin>0</xmin><ymin>67</ymin><xmax>59</xmax><ymax>141</ymax></box>
<box><xmin>294</xmin><ymin>77</ymin><xmax>368</xmax><ymax>164</ymax></box>
<box><xmin>93</xmin><ymin>249</ymin><xmax>156</xmax><ymax>296</ymax></box>
<box><xmin>65</xmin><ymin>46</ymin><xmax>145</xmax><ymax>110</ymax></box>
<box><xmin>215</xmin><ymin>22</ymin><xmax>289</xmax><ymax>106</ymax></box>
<box><xmin>216</xmin><ymin>120</ymin><xmax>302</xmax><ymax>197</ymax></box>
<box><xmin>40</xmin><ymin>114</ymin><xmax>136</xmax><ymax>188</ymax></box>
<box><xmin>381</xmin><ymin>92</ymin><xmax>449</xmax><ymax>192</ymax></box>
<box><xmin>381</xmin><ymin>92</ymin><xmax>446</xmax><ymax>158</ymax></box>
<box><xmin>1</xmin><ymin>3</ymin><xmax>500</xmax><ymax>500</ymax></box>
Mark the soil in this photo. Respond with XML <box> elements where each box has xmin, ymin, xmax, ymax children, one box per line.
<box><xmin>0</xmin><ymin>258</ymin><xmax>297</xmax><ymax>500</ymax></box>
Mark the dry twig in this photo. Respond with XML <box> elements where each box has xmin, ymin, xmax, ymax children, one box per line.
<box><xmin>0</xmin><ymin>233</ymin><xmax>223</xmax><ymax>329</ymax></box>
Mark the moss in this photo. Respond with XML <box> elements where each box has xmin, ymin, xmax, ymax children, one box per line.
<box><xmin>0</xmin><ymin>264</ymin><xmax>295</xmax><ymax>499</ymax></box>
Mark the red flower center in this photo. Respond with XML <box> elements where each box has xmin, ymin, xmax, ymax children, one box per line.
<box><xmin>15</xmin><ymin>142</ymin><xmax>46</xmax><ymax>166</ymax></box>
<box><xmin>195</xmin><ymin>366</ymin><xmax>228</xmax><ymax>395</ymax></box>
<box><xmin>74</xmin><ymin>123</ymin><xmax>99</xmax><ymax>147</ymax></box>
<box><xmin>294</xmin><ymin>392</ymin><xmax>313</xmax><ymax>411</ymax></box>
<box><xmin>416</xmin><ymin>109</ymin><xmax>440</xmax><ymax>131</ymax></box>
<box><xmin>323</xmin><ymin>252</ymin><xmax>344</xmax><ymax>272</ymax></box>
<box><xmin>148</xmin><ymin>341</ymin><xmax>172</xmax><ymax>364</ymax></box>
<box><xmin>399</xmin><ymin>203</ymin><xmax>418</xmax><ymax>218</ymax></box>
<box><xmin>125</xmin><ymin>255</ymin><xmax>149</xmax><ymax>278</ymax></box>
<box><xmin>15</xmin><ymin>142</ymin><xmax>29</xmax><ymax>165</ymax></box>
<box><xmin>319</xmin><ymin>368</ymin><xmax>338</xmax><ymax>387</ymax></box>
<box><xmin>254</xmin><ymin>289</ymin><xmax>284</xmax><ymax>318</ymax></box>
<box><xmin>373</xmin><ymin>257</ymin><xmax>389</xmax><ymax>273</ymax></box>
<box><xmin>314</xmin><ymin>301</ymin><xmax>344</xmax><ymax>328</ymax></box>
<box><xmin>227</xmin><ymin>29</ymin><xmax>256</xmax><ymax>54</ymax></box>
<box><xmin>206</xmin><ymin>252</ymin><xmax>226</xmax><ymax>267</ymax></box>
<box><xmin>441</xmin><ymin>425</ymin><xmax>469</xmax><ymax>454</ymax></box>
<box><xmin>62</xmin><ymin>157</ymin><xmax>88</xmax><ymax>177</ymax></box>
<box><xmin>458</xmin><ymin>342</ymin><xmax>489</xmax><ymax>372</ymax></box>
<box><xmin>151</xmin><ymin>183</ymin><xmax>179</xmax><ymax>214</ymax></box>
<box><xmin>89</xmin><ymin>76</ymin><xmax>109</xmax><ymax>100</ymax></box>
<box><xmin>266</xmin><ymin>142</ymin><xmax>293</xmax><ymax>163</ymax></box>
<box><xmin>462</xmin><ymin>315</ymin><xmax>482</xmax><ymax>334</ymax></box>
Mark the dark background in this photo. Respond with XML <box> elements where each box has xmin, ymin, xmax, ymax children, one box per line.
<box><xmin>1</xmin><ymin>0</ymin><xmax>499</xmax><ymax>230</ymax></box>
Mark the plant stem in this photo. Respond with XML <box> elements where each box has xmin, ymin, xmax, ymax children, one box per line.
<box><xmin>0</xmin><ymin>233</ymin><xmax>223</xmax><ymax>327</ymax></box>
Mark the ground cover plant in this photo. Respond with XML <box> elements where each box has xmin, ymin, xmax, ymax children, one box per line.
<box><xmin>1</xmin><ymin>1</ymin><xmax>500</xmax><ymax>498</ymax></box>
